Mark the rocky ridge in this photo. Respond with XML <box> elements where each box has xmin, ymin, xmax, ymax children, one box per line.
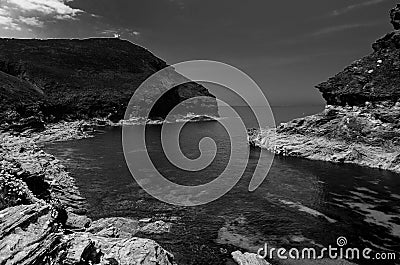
<box><xmin>249</xmin><ymin>4</ymin><xmax>400</xmax><ymax>174</ymax></box>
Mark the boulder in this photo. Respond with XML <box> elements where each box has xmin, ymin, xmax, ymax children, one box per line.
<box><xmin>66</xmin><ymin>212</ymin><xmax>92</xmax><ymax>230</ymax></box>
<box><xmin>63</xmin><ymin>233</ymin><xmax>175</xmax><ymax>265</ymax></box>
<box><xmin>231</xmin><ymin>251</ymin><xmax>271</xmax><ymax>265</ymax></box>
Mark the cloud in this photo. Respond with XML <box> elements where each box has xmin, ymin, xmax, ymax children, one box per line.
<box><xmin>331</xmin><ymin>0</ymin><xmax>387</xmax><ymax>16</ymax></box>
<box><xmin>0</xmin><ymin>15</ymin><xmax>21</xmax><ymax>30</ymax></box>
<box><xmin>310</xmin><ymin>23</ymin><xmax>376</xmax><ymax>36</ymax></box>
<box><xmin>0</xmin><ymin>0</ymin><xmax>83</xmax><ymax>32</ymax></box>
<box><xmin>18</xmin><ymin>16</ymin><xmax>44</xmax><ymax>26</ymax></box>
<box><xmin>6</xmin><ymin>0</ymin><xmax>82</xmax><ymax>16</ymax></box>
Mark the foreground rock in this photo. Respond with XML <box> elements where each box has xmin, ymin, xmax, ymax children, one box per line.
<box><xmin>0</xmin><ymin>204</ymin><xmax>175</xmax><ymax>265</ymax></box>
<box><xmin>249</xmin><ymin>5</ymin><xmax>400</xmax><ymax>174</ymax></box>
<box><xmin>232</xmin><ymin>251</ymin><xmax>271</xmax><ymax>265</ymax></box>
<box><xmin>64</xmin><ymin>233</ymin><xmax>174</xmax><ymax>265</ymax></box>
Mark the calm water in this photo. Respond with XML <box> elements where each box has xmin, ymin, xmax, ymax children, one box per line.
<box><xmin>44</xmin><ymin>106</ymin><xmax>400</xmax><ymax>265</ymax></box>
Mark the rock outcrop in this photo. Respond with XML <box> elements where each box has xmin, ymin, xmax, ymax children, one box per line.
<box><xmin>391</xmin><ymin>4</ymin><xmax>400</xmax><ymax>30</ymax></box>
<box><xmin>249</xmin><ymin>4</ymin><xmax>400</xmax><ymax>174</ymax></box>
<box><xmin>316</xmin><ymin>28</ymin><xmax>399</xmax><ymax>106</ymax></box>
<box><xmin>0</xmin><ymin>38</ymin><xmax>218</xmax><ymax>130</ymax></box>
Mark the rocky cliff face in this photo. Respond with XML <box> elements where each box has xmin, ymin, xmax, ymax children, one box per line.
<box><xmin>0</xmin><ymin>38</ymin><xmax>218</xmax><ymax>129</ymax></box>
<box><xmin>249</xmin><ymin>4</ymin><xmax>400</xmax><ymax>173</ymax></box>
<box><xmin>317</xmin><ymin>8</ymin><xmax>400</xmax><ymax>106</ymax></box>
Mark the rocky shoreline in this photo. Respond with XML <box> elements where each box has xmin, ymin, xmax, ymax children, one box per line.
<box><xmin>1</xmin><ymin>121</ymin><xmax>259</xmax><ymax>265</ymax></box>
<box><xmin>0</xmin><ymin>121</ymin><xmax>180</xmax><ymax>265</ymax></box>
<box><xmin>249</xmin><ymin>102</ymin><xmax>400</xmax><ymax>174</ymax></box>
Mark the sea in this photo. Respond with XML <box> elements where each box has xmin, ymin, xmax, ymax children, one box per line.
<box><xmin>44</xmin><ymin>106</ymin><xmax>400</xmax><ymax>265</ymax></box>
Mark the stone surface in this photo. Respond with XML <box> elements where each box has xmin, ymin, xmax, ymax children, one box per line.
<box><xmin>87</xmin><ymin>217</ymin><xmax>171</xmax><ymax>238</ymax></box>
<box><xmin>249</xmin><ymin>103</ymin><xmax>400</xmax><ymax>173</ymax></box>
<box><xmin>0</xmin><ymin>131</ymin><xmax>88</xmax><ymax>213</ymax></box>
<box><xmin>0</xmin><ymin>204</ymin><xmax>64</xmax><ymax>265</ymax></box>
<box><xmin>0</xmin><ymin>204</ymin><xmax>176</xmax><ymax>265</ymax></box>
<box><xmin>231</xmin><ymin>251</ymin><xmax>270</xmax><ymax>265</ymax></box>
<box><xmin>390</xmin><ymin>4</ymin><xmax>400</xmax><ymax>30</ymax></box>
<box><xmin>0</xmin><ymin>38</ymin><xmax>219</xmax><ymax>128</ymax></box>
<box><xmin>66</xmin><ymin>212</ymin><xmax>92</xmax><ymax>230</ymax></box>
<box><xmin>64</xmin><ymin>233</ymin><xmax>175</xmax><ymax>265</ymax></box>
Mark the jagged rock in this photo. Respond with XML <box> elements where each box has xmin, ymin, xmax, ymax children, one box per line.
<box><xmin>231</xmin><ymin>251</ymin><xmax>271</xmax><ymax>265</ymax></box>
<box><xmin>390</xmin><ymin>4</ymin><xmax>400</xmax><ymax>30</ymax></box>
<box><xmin>0</xmin><ymin>204</ymin><xmax>176</xmax><ymax>265</ymax></box>
<box><xmin>0</xmin><ymin>132</ymin><xmax>88</xmax><ymax>213</ymax></box>
<box><xmin>88</xmin><ymin>217</ymin><xmax>141</xmax><ymax>238</ymax></box>
<box><xmin>87</xmin><ymin>217</ymin><xmax>171</xmax><ymax>238</ymax></box>
<box><xmin>140</xmin><ymin>220</ymin><xmax>171</xmax><ymax>234</ymax></box>
<box><xmin>66</xmin><ymin>212</ymin><xmax>92</xmax><ymax>230</ymax></box>
<box><xmin>0</xmin><ymin>204</ymin><xmax>64</xmax><ymax>265</ymax></box>
<box><xmin>317</xmin><ymin>5</ymin><xmax>400</xmax><ymax>106</ymax></box>
<box><xmin>63</xmin><ymin>233</ymin><xmax>175</xmax><ymax>265</ymax></box>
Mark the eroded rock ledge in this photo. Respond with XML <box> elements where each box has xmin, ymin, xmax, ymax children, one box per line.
<box><xmin>249</xmin><ymin>103</ymin><xmax>400</xmax><ymax>173</ymax></box>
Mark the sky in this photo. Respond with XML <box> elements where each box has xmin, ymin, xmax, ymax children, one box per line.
<box><xmin>0</xmin><ymin>0</ymin><xmax>397</xmax><ymax>106</ymax></box>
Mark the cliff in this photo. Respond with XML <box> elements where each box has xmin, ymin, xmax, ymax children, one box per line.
<box><xmin>0</xmin><ymin>38</ymin><xmax>218</xmax><ymax>130</ymax></box>
<box><xmin>249</xmin><ymin>4</ymin><xmax>400</xmax><ymax>173</ymax></box>
<box><xmin>317</xmin><ymin>29</ymin><xmax>400</xmax><ymax>106</ymax></box>
<box><xmin>316</xmin><ymin>5</ymin><xmax>400</xmax><ymax>106</ymax></box>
